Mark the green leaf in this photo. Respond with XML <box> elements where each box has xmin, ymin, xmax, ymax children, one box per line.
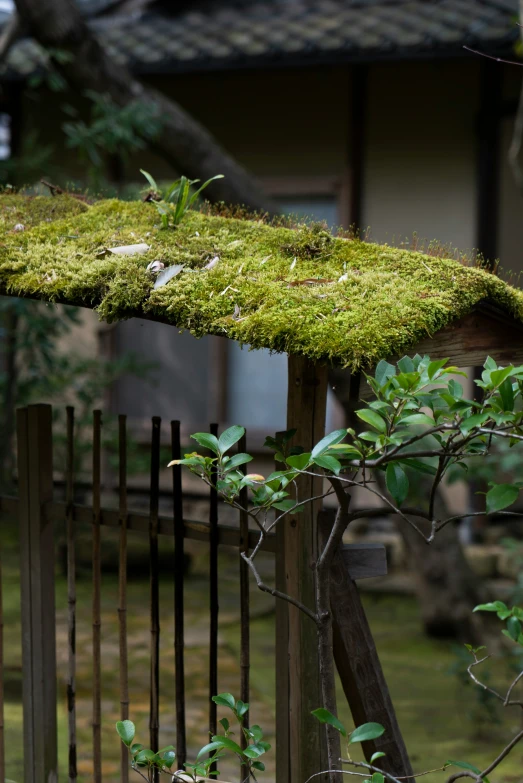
<box><xmin>386</xmin><ymin>463</ymin><xmax>409</xmax><ymax>507</ymax></box>
<box><xmin>252</xmin><ymin>761</ymin><xmax>265</xmax><ymax>772</ymax></box>
<box><xmin>192</xmin><ymin>432</ymin><xmax>220</xmax><ymax>454</ymax></box>
<box><xmin>313</xmin><ymin>455</ymin><xmax>342</xmax><ymax>475</ymax></box>
<box><xmin>473</xmin><ymin>601</ymin><xmax>508</xmax><ymax>614</ymax></box>
<box><xmin>219</xmin><ymin>717</ymin><xmax>230</xmax><ymax>732</ymax></box>
<box><xmin>224</xmin><ymin>453</ymin><xmax>253</xmax><ymax>471</ymax></box>
<box><xmin>490</xmin><ymin>366</ymin><xmax>514</xmax><ymax>388</ymax></box>
<box><xmin>448</xmin><ymin>379</ymin><xmax>463</xmax><ymax>399</ymax></box>
<box><xmin>211</xmin><ymin>735</ymin><xmax>243</xmax><ymax>754</ymax></box>
<box><xmin>375</xmin><ymin>359</ymin><xmax>396</xmax><ymax>387</ymax></box>
<box><xmin>446</xmin><ymin>760</ymin><xmax>490</xmax><ymax>783</ymax></box>
<box><xmin>485</xmin><ymin>483</ymin><xmax>519</xmax><ymax>514</ymax></box>
<box><xmin>197</xmin><ymin>741</ymin><xmax>226</xmax><ymax>759</ymax></box>
<box><xmin>370</xmin><ymin>752</ymin><xmax>386</xmax><ymax>762</ymax></box>
<box><xmin>371</xmin><ymin>774</ymin><xmax>385</xmax><ymax>783</ymax></box>
<box><xmin>397</xmin><ymin>458</ymin><xmax>437</xmax><ymax>476</ymax></box>
<box><xmin>349</xmin><ymin>722</ymin><xmax>385</xmax><ymax>744</ymax></box>
<box><xmin>506</xmin><ymin>616</ymin><xmax>522</xmax><ymax>641</ymax></box>
<box><xmin>212</xmin><ymin>693</ymin><xmax>236</xmax><ymax>710</ymax></box>
<box><xmin>273</xmin><ymin>498</ymin><xmax>303</xmax><ymax>513</ymax></box>
<box><xmin>311</xmin><ymin>708</ymin><xmax>347</xmax><ymax>737</ymax></box>
<box><xmin>427</xmin><ymin>358</ymin><xmax>449</xmax><ymax>379</ymax></box>
<box><xmin>131</xmin><ymin>743</ymin><xmax>144</xmax><ymax>756</ymax></box>
<box><xmin>236</xmin><ymin>699</ymin><xmax>249</xmax><ymax>717</ymax></box>
<box><xmin>134</xmin><ymin>748</ymin><xmax>156</xmax><ymax>764</ymax></box>
<box><xmin>243</xmin><ymin>746</ymin><xmax>265</xmax><ymax>759</ymax></box>
<box><xmin>498</xmin><ymin>378</ymin><xmax>515</xmax><ymax>412</ymax></box>
<box><xmin>311</xmin><ymin>429</ymin><xmax>348</xmax><ymax>458</ymax></box>
<box><xmin>218</xmin><ymin>425</ymin><xmax>245</xmax><ymax>454</ymax></box>
<box><xmin>162</xmin><ymin>750</ymin><xmax>176</xmax><ymax>769</ymax></box>
<box><xmin>460</xmin><ymin>413</ymin><xmax>490</xmax><ymax>434</ymax></box>
<box><xmin>356</xmin><ymin>409</ymin><xmax>387</xmax><ymax>433</ymax></box>
<box><xmin>140</xmin><ymin>168</ymin><xmax>159</xmax><ymax>192</ymax></box>
<box><xmin>286</xmin><ymin>452</ymin><xmax>311</xmax><ymax>471</ymax></box>
<box><xmin>247</xmin><ymin>725</ymin><xmax>264</xmax><ymax>742</ymax></box>
<box><xmin>188</xmin><ymin>174</ymin><xmax>225</xmax><ymax>206</ymax></box>
<box><xmin>397</xmin><ymin>356</ymin><xmax>415</xmax><ymax>374</ymax></box>
<box><xmin>400</xmin><ymin>413</ymin><xmax>434</xmax><ymax>427</ymax></box>
<box><xmin>116</xmin><ymin>719</ymin><xmax>135</xmax><ymax>746</ymax></box>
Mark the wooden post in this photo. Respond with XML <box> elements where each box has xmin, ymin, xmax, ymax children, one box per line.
<box><xmin>276</xmin><ymin>355</ymin><xmax>328</xmax><ymax>783</ymax></box>
<box><xmin>319</xmin><ymin>513</ymin><xmax>414</xmax><ymax>780</ymax></box>
<box><xmin>17</xmin><ymin>404</ymin><xmax>58</xmax><ymax>783</ymax></box>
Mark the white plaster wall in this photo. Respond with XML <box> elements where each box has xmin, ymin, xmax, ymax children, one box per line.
<box><xmin>363</xmin><ymin>60</ymin><xmax>480</xmax><ymax>253</ymax></box>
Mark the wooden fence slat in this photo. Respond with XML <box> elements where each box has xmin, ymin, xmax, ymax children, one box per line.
<box><xmin>149</xmin><ymin>417</ymin><xmax>161</xmax><ymax>781</ymax></box>
<box><xmin>209</xmin><ymin>422</ymin><xmax>219</xmax><ymax>770</ymax></box>
<box><xmin>118</xmin><ymin>415</ymin><xmax>130</xmax><ymax>783</ymax></box>
<box><xmin>17</xmin><ymin>404</ymin><xmax>58</xmax><ymax>783</ymax></box>
<box><xmin>92</xmin><ymin>410</ymin><xmax>102</xmax><ymax>783</ymax></box>
<box><xmin>65</xmin><ymin>406</ymin><xmax>77</xmax><ymax>782</ymax></box>
<box><xmin>0</xmin><ymin>533</ymin><xmax>4</xmax><ymax>783</ymax></box>
<box><xmin>238</xmin><ymin>432</ymin><xmax>250</xmax><ymax>750</ymax></box>
<box><xmin>274</xmin><ymin>435</ymin><xmax>290</xmax><ymax>783</ymax></box>
<box><xmin>171</xmin><ymin>420</ymin><xmax>186</xmax><ymax>768</ymax></box>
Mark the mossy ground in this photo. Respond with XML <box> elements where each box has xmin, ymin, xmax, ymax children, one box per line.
<box><xmin>2</xmin><ymin>526</ymin><xmax>523</xmax><ymax>783</ymax></box>
<box><xmin>1</xmin><ymin>194</ymin><xmax>523</xmax><ymax>369</ymax></box>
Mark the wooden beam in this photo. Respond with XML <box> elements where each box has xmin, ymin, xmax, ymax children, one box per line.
<box><xmin>400</xmin><ymin>304</ymin><xmax>523</xmax><ymax>367</ymax></box>
<box><xmin>17</xmin><ymin>405</ymin><xmax>58</xmax><ymax>783</ymax></box>
<box><xmin>321</xmin><ymin>513</ymin><xmax>414</xmax><ymax>781</ymax></box>
<box><xmin>276</xmin><ymin>356</ymin><xmax>328</xmax><ymax>783</ymax></box>
<box><xmin>342</xmin><ymin>543</ymin><xmax>387</xmax><ymax>580</ymax></box>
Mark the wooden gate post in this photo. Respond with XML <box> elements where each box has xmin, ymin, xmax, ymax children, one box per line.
<box><xmin>276</xmin><ymin>356</ymin><xmax>328</xmax><ymax>783</ymax></box>
<box><xmin>17</xmin><ymin>404</ymin><xmax>58</xmax><ymax>783</ymax></box>
<box><xmin>319</xmin><ymin>509</ymin><xmax>414</xmax><ymax>781</ymax></box>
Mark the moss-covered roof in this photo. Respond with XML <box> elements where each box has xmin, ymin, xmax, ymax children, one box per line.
<box><xmin>1</xmin><ymin>193</ymin><xmax>523</xmax><ymax>370</ymax></box>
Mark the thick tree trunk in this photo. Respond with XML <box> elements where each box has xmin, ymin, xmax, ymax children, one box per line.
<box><xmin>330</xmin><ymin>367</ymin><xmax>490</xmax><ymax>643</ymax></box>
<box><xmin>398</xmin><ymin>522</ymin><xmax>490</xmax><ymax>643</ymax></box>
<box><xmin>13</xmin><ymin>0</ymin><xmax>276</xmax><ymax>212</ymax></box>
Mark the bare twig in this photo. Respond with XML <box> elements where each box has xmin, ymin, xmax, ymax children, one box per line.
<box><xmin>240</xmin><ymin>551</ymin><xmax>318</xmax><ymax>623</ymax></box>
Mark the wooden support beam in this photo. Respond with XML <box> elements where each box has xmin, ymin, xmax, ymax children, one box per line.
<box><xmin>276</xmin><ymin>356</ymin><xmax>328</xmax><ymax>783</ymax></box>
<box><xmin>342</xmin><ymin>543</ymin><xmax>387</xmax><ymax>580</ymax></box>
<box><xmin>17</xmin><ymin>405</ymin><xmax>58</xmax><ymax>783</ymax></box>
<box><xmin>320</xmin><ymin>513</ymin><xmax>414</xmax><ymax>781</ymax></box>
<box><xmin>401</xmin><ymin>304</ymin><xmax>523</xmax><ymax>367</ymax></box>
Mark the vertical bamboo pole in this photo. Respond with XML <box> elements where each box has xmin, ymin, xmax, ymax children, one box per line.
<box><xmin>149</xmin><ymin>417</ymin><xmax>161</xmax><ymax>782</ymax></box>
<box><xmin>118</xmin><ymin>415</ymin><xmax>130</xmax><ymax>783</ymax></box>
<box><xmin>238</xmin><ymin>432</ymin><xmax>250</xmax><ymax>749</ymax></box>
<box><xmin>276</xmin><ymin>356</ymin><xmax>328</xmax><ymax>783</ymax></box>
<box><xmin>92</xmin><ymin>410</ymin><xmax>102</xmax><ymax>783</ymax></box>
<box><xmin>209</xmin><ymin>422</ymin><xmax>219</xmax><ymax>772</ymax></box>
<box><xmin>66</xmin><ymin>406</ymin><xmax>77</xmax><ymax>782</ymax></box>
<box><xmin>0</xmin><ymin>532</ymin><xmax>4</xmax><ymax>783</ymax></box>
<box><xmin>171</xmin><ymin>420</ymin><xmax>186</xmax><ymax>768</ymax></box>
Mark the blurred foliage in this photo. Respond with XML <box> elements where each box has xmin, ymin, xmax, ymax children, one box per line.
<box><xmin>0</xmin><ymin>296</ymin><xmax>155</xmax><ymax>486</ymax></box>
<box><xmin>62</xmin><ymin>91</ymin><xmax>163</xmax><ymax>191</ymax></box>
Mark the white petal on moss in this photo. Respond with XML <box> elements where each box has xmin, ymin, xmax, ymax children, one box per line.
<box><xmin>109</xmin><ymin>243</ymin><xmax>150</xmax><ymax>256</ymax></box>
<box><xmin>154</xmin><ymin>264</ymin><xmax>185</xmax><ymax>289</ymax></box>
<box><xmin>205</xmin><ymin>255</ymin><xmax>220</xmax><ymax>270</ymax></box>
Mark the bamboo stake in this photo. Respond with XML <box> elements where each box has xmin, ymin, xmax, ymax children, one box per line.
<box><xmin>118</xmin><ymin>415</ymin><xmax>129</xmax><ymax>783</ymax></box>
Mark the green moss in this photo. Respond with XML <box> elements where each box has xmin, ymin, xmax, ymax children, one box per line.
<box><xmin>1</xmin><ymin>194</ymin><xmax>522</xmax><ymax>369</ymax></box>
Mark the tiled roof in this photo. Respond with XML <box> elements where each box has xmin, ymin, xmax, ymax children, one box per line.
<box><xmin>1</xmin><ymin>0</ymin><xmax>519</xmax><ymax>79</ymax></box>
